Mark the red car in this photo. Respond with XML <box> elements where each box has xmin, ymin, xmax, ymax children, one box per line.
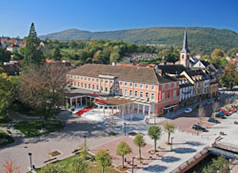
<box><xmin>230</xmin><ymin>109</ymin><xmax>236</xmax><ymax>113</ymax></box>
<box><xmin>219</xmin><ymin>109</ymin><xmax>230</xmax><ymax>116</ymax></box>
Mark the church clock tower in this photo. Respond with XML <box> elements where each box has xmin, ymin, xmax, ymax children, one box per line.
<box><xmin>180</xmin><ymin>28</ymin><xmax>190</xmax><ymax>68</ymax></box>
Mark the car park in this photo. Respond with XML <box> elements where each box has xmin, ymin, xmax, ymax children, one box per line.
<box><xmin>184</xmin><ymin>107</ymin><xmax>192</xmax><ymax>113</ymax></box>
<box><xmin>192</xmin><ymin>124</ymin><xmax>208</xmax><ymax>132</ymax></box>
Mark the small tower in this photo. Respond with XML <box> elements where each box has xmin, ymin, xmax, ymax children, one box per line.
<box><xmin>180</xmin><ymin>28</ymin><xmax>190</xmax><ymax>68</ymax></box>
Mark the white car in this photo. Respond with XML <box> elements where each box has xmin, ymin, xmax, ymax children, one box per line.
<box><xmin>184</xmin><ymin>108</ymin><xmax>192</xmax><ymax>113</ymax></box>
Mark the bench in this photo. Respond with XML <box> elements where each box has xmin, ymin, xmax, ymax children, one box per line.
<box><xmin>44</xmin><ymin>157</ymin><xmax>57</xmax><ymax>164</ymax></box>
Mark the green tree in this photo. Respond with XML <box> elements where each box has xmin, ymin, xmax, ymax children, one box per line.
<box><xmin>0</xmin><ymin>47</ymin><xmax>11</xmax><ymax>64</ymax></box>
<box><xmin>227</xmin><ymin>47</ymin><xmax>238</xmax><ymax>58</ymax></box>
<box><xmin>116</xmin><ymin>141</ymin><xmax>132</xmax><ymax>168</ymax></box>
<box><xmin>219</xmin><ymin>63</ymin><xmax>238</xmax><ymax>90</ymax></box>
<box><xmin>95</xmin><ymin>150</ymin><xmax>112</xmax><ymax>173</ymax></box>
<box><xmin>134</xmin><ymin>134</ymin><xmax>146</xmax><ymax>160</ymax></box>
<box><xmin>163</xmin><ymin>123</ymin><xmax>175</xmax><ymax>144</ymax></box>
<box><xmin>203</xmin><ymin>157</ymin><xmax>230</xmax><ymax>173</ymax></box>
<box><xmin>211</xmin><ymin>48</ymin><xmax>224</xmax><ymax>59</ymax></box>
<box><xmin>52</xmin><ymin>47</ymin><xmax>61</xmax><ymax>60</ymax></box>
<box><xmin>72</xmin><ymin>158</ymin><xmax>88</xmax><ymax>173</ymax></box>
<box><xmin>148</xmin><ymin>125</ymin><xmax>162</xmax><ymax>152</ymax></box>
<box><xmin>0</xmin><ymin>72</ymin><xmax>14</xmax><ymax>118</ymax></box>
<box><xmin>22</xmin><ymin>23</ymin><xmax>43</xmax><ymax>69</ymax></box>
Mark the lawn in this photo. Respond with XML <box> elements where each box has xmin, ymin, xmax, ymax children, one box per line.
<box><xmin>14</xmin><ymin>120</ymin><xmax>64</xmax><ymax>137</ymax></box>
<box><xmin>0</xmin><ymin>129</ymin><xmax>14</xmax><ymax>146</ymax></box>
<box><xmin>37</xmin><ymin>153</ymin><xmax>120</xmax><ymax>173</ymax></box>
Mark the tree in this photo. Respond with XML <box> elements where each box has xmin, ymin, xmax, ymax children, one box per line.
<box><xmin>72</xmin><ymin>158</ymin><xmax>88</xmax><ymax>173</ymax></box>
<box><xmin>18</xmin><ymin>63</ymin><xmax>68</xmax><ymax>123</ymax></box>
<box><xmin>211</xmin><ymin>48</ymin><xmax>224</xmax><ymax>59</ymax></box>
<box><xmin>2</xmin><ymin>159</ymin><xmax>20</xmax><ymax>173</ymax></box>
<box><xmin>163</xmin><ymin>123</ymin><xmax>175</xmax><ymax>144</ymax></box>
<box><xmin>0</xmin><ymin>72</ymin><xmax>14</xmax><ymax>118</ymax></box>
<box><xmin>22</xmin><ymin>23</ymin><xmax>43</xmax><ymax>68</ymax></box>
<box><xmin>52</xmin><ymin>47</ymin><xmax>61</xmax><ymax>60</ymax></box>
<box><xmin>116</xmin><ymin>141</ymin><xmax>132</xmax><ymax>168</ymax></box>
<box><xmin>198</xmin><ymin>106</ymin><xmax>205</xmax><ymax>126</ymax></box>
<box><xmin>0</xmin><ymin>47</ymin><xmax>11</xmax><ymax>64</ymax></box>
<box><xmin>148</xmin><ymin>125</ymin><xmax>162</xmax><ymax>152</ymax></box>
<box><xmin>220</xmin><ymin>63</ymin><xmax>238</xmax><ymax>90</ymax></box>
<box><xmin>134</xmin><ymin>134</ymin><xmax>146</xmax><ymax>160</ymax></box>
<box><xmin>95</xmin><ymin>150</ymin><xmax>112</xmax><ymax>173</ymax></box>
<box><xmin>203</xmin><ymin>156</ymin><xmax>230</xmax><ymax>173</ymax></box>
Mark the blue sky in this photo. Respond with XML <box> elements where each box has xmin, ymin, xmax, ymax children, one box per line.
<box><xmin>0</xmin><ymin>0</ymin><xmax>238</xmax><ymax>37</ymax></box>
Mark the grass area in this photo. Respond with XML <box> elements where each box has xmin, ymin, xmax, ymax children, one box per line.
<box><xmin>14</xmin><ymin>120</ymin><xmax>64</xmax><ymax>137</ymax></box>
<box><xmin>0</xmin><ymin>129</ymin><xmax>14</xmax><ymax>146</ymax></box>
<box><xmin>37</xmin><ymin>153</ymin><xmax>119</xmax><ymax>173</ymax></box>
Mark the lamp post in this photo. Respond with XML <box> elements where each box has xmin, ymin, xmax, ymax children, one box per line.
<box><xmin>124</xmin><ymin>122</ymin><xmax>127</xmax><ymax>136</ymax></box>
<box><xmin>28</xmin><ymin>152</ymin><xmax>33</xmax><ymax>171</ymax></box>
<box><xmin>170</xmin><ymin>137</ymin><xmax>174</xmax><ymax>151</ymax></box>
<box><xmin>132</xmin><ymin>157</ymin><xmax>135</xmax><ymax>173</ymax></box>
<box><xmin>83</xmin><ymin>135</ymin><xmax>87</xmax><ymax>147</ymax></box>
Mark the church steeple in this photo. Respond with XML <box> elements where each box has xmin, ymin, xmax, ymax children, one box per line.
<box><xmin>181</xmin><ymin>27</ymin><xmax>189</xmax><ymax>53</ymax></box>
<box><xmin>180</xmin><ymin>27</ymin><xmax>190</xmax><ymax>68</ymax></box>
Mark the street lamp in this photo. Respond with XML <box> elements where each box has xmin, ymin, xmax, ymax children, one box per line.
<box><xmin>132</xmin><ymin>157</ymin><xmax>135</xmax><ymax>173</ymax></box>
<box><xmin>28</xmin><ymin>152</ymin><xmax>33</xmax><ymax>171</ymax></box>
<box><xmin>83</xmin><ymin>135</ymin><xmax>87</xmax><ymax>147</ymax></box>
<box><xmin>124</xmin><ymin>122</ymin><xmax>127</xmax><ymax>136</ymax></box>
<box><xmin>170</xmin><ymin>137</ymin><xmax>174</xmax><ymax>151</ymax></box>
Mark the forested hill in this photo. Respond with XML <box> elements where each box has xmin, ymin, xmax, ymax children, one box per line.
<box><xmin>40</xmin><ymin>27</ymin><xmax>238</xmax><ymax>53</ymax></box>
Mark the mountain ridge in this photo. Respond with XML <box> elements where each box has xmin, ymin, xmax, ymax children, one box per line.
<box><xmin>40</xmin><ymin>27</ymin><xmax>238</xmax><ymax>53</ymax></box>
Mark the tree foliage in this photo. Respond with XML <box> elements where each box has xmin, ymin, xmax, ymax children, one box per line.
<box><xmin>0</xmin><ymin>47</ymin><xmax>11</xmax><ymax>64</ymax></box>
<box><xmin>116</xmin><ymin>141</ymin><xmax>132</xmax><ymax>168</ymax></box>
<box><xmin>22</xmin><ymin>23</ymin><xmax>44</xmax><ymax>68</ymax></box>
<box><xmin>134</xmin><ymin>134</ymin><xmax>146</xmax><ymax>160</ymax></box>
<box><xmin>203</xmin><ymin>157</ymin><xmax>230</xmax><ymax>173</ymax></box>
<box><xmin>148</xmin><ymin>125</ymin><xmax>162</xmax><ymax>152</ymax></box>
<box><xmin>95</xmin><ymin>150</ymin><xmax>112</xmax><ymax>173</ymax></box>
<box><xmin>71</xmin><ymin>158</ymin><xmax>88</xmax><ymax>173</ymax></box>
<box><xmin>219</xmin><ymin>63</ymin><xmax>238</xmax><ymax>89</ymax></box>
<box><xmin>163</xmin><ymin>123</ymin><xmax>175</xmax><ymax>144</ymax></box>
<box><xmin>18</xmin><ymin>64</ymin><xmax>68</xmax><ymax>122</ymax></box>
<box><xmin>211</xmin><ymin>48</ymin><xmax>224</xmax><ymax>59</ymax></box>
<box><xmin>2</xmin><ymin>159</ymin><xmax>20</xmax><ymax>173</ymax></box>
<box><xmin>40</xmin><ymin>164</ymin><xmax>64</xmax><ymax>173</ymax></box>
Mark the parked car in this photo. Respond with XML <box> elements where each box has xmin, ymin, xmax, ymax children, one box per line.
<box><xmin>184</xmin><ymin>107</ymin><xmax>192</xmax><ymax>113</ymax></box>
<box><xmin>219</xmin><ymin>110</ymin><xmax>230</xmax><ymax>116</ymax></box>
<box><xmin>215</xmin><ymin>112</ymin><xmax>226</xmax><ymax>119</ymax></box>
<box><xmin>231</xmin><ymin>109</ymin><xmax>237</xmax><ymax>113</ymax></box>
<box><xmin>208</xmin><ymin>117</ymin><xmax>220</xmax><ymax>124</ymax></box>
<box><xmin>192</xmin><ymin>124</ymin><xmax>208</xmax><ymax>132</ymax></box>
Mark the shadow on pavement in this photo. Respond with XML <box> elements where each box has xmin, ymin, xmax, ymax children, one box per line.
<box><xmin>185</xmin><ymin>141</ymin><xmax>204</xmax><ymax>146</ymax></box>
<box><xmin>173</xmin><ymin>147</ymin><xmax>196</xmax><ymax>154</ymax></box>
<box><xmin>161</xmin><ymin>156</ymin><xmax>180</xmax><ymax>163</ymax></box>
<box><xmin>142</xmin><ymin>165</ymin><xmax>167</xmax><ymax>172</ymax></box>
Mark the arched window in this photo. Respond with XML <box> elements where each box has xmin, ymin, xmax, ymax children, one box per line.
<box><xmin>182</xmin><ymin>55</ymin><xmax>185</xmax><ymax>59</ymax></box>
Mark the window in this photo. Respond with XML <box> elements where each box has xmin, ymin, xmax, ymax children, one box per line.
<box><xmin>88</xmin><ymin>77</ymin><xmax>91</xmax><ymax>81</ymax></box>
<box><xmin>162</xmin><ymin>85</ymin><xmax>165</xmax><ymax>90</ymax></box>
<box><xmin>162</xmin><ymin>93</ymin><xmax>165</xmax><ymax>101</ymax></box>
<box><xmin>92</xmin><ymin>78</ymin><xmax>94</xmax><ymax>82</ymax></box>
<box><xmin>129</xmin><ymin>90</ymin><xmax>132</xmax><ymax>96</ymax></box>
<box><xmin>146</xmin><ymin>84</ymin><xmax>149</xmax><ymax>89</ymax></box>
<box><xmin>140</xmin><ymin>91</ymin><xmax>143</xmax><ymax>98</ymax></box>
<box><xmin>74</xmin><ymin>76</ymin><xmax>76</xmax><ymax>79</ymax></box>
<box><xmin>105</xmin><ymin>87</ymin><xmax>108</xmax><ymax>92</ymax></box>
<box><xmin>81</xmin><ymin>83</ymin><xmax>83</xmax><ymax>87</ymax></box>
<box><xmin>130</xmin><ymin>83</ymin><xmax>133</xmax><ymax>87</ymax></box>
<box><xmin>151</xmin><ymin>93</ymin><xmax>155</xmax><ymax>100</ymax></box>
<box><xmin>97</xmin><ymin>85</ymin><xmax>99</xmax><ymax>90</ymax></box>
<box><xmin>120</xmin><ymin>89</ymin><xmax>122</xmax><ymax>95</ymax></box>
<box><xmin>88</xmin><ymin>84</ymin><xmax>91</xmax><ymax>89</ymax></box>
<box><xmin>134</xmin><ymin>83</ymin><xmax>138</xmax><ymax>88</ymax></box>
<box><xmin>105</xmin><ymin>80</ymin><xmax>108</xmax><ymax>84</ymax></box>
<box><xmin>173</xmin><ymin>90</ymin><xmax>177</xmax><ymax>97</ymax></box>
<box><xmin>78</xmin><ymin>82</ymin><xmax>80</xmax><ymax>86</ymax></box>
<box><xmin>145</xmin><ymin>92</ymin><xmax>149</xmax><ymax>98</ymax></box>
<box><xmin>168</xmin><ymin>84</ymin><xmax>171</xmax><ymax>89</ymax></box>
<box><xmin>85</xmin><ymin>83</ymin><xmax>87</xmax><ymax>88</ymax></box>
<box><xmin>96</xmin><ymin>78</ymin><xmax>99</xmax><ymax>82</ymax></box>
<box><xmin>84</xmin><ymin>77</ymin><xmax>86</xmax><ymax>80</ymax></box>
<box><xmin>110</xmin><ymin>80</ymin><xmax>113</xmax><ymax>84</ymax></box>
<box><xmin>135</xmin><ymin>91</ymin><xmax>138</xmax><ymax>97</ymax></box>
<box><xmin>101</xmin><ymin>79</ymin><xmax>103</xmax><ymax>83</ymax></box>
<box><xmin>81</xmin><ymin>76</ymin><xmax>83</xmax><ymax>80</ymax></box>
<box><xmin>77</xmin><ymin>76</ymin><xmax>79</xmax><ymax>79</ymax></box>
<box><xmin>151</xmin><ymin>85</ymin><xmax>155</xmax><ymax>90</ymax></box>
<box><xmin>74</xmin><ymin>82</ymin><xmax>76</xmax><ymax>86</ymax></box>
<box><xmin>125</xmin><ymin>82</ymin><xmax>127</xmax><ymax>86</ymax></box>
<box><xmin>92</xmin><ymin>85</ymin><xmax>95</xmax><ymax>89</ymax></box>
<box><xmin>120</xmin><ymin>81</ymin><xmax>122</xmax><ymax>85</ymax></box>
<box><xmin>124</xmin><ymin>89</ymin><xmax>127</xmax><ymax>96</ymax></box>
